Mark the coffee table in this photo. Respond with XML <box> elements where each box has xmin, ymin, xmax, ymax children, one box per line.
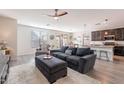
<box><xmin>35</xmin><ymin>55</ymin><xmax>67</xmax><ymax>83</ymax></box>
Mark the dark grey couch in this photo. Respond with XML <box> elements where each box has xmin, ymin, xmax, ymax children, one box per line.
<box><xmin>50</xmin><ymin>46</ymin><xmax>96</xmax><ymax>74</ymax></box>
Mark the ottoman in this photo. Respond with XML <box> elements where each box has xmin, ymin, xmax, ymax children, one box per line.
<box><xmin>35</xmin><ymin>55</ymin><xmax>67</xmax><ymax>83</ymax></box>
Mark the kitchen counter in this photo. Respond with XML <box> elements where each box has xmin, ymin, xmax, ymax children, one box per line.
<box><xmin>90</xmin><ymin>45</ymin><xmax>114</xmax><ymax>61</ymax></box>
<box><xmin>91</xmin><ymin>45</ymin><xmax>114</xmax><ymax>48</ymax></box>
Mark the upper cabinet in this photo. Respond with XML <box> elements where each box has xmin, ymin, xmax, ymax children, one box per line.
<box><xmin>114</xmin><ymin>29</ymin><xmax>123</xmax><ymax>41</ymax></box>
<box><xmin>100</xmin><ymin>31</ymin><xmax>105</xmax><ymax>41</ymax></box>
<box><xmin>92</xmin><ymin>31</ymin><xmax>101</xmax><ymax>41</ymax></box>
<box><xmin>91</xmin><ymin>28</ymin><xmax>124</xmax><ymax>41</ymax></box>
<box><xmin>97</xmin><ymin>31</ymin><xmax>101</xmax><ymax>41</ymax></box>
<box><xmin>120</xmin><ymin>28</ymin><xmax>124</xmax><ymax>40</ymax></box>
<box><xmin>107</xmin><ymin>30</ymin><xmax>115</xmax><ymax>35</ymax></box>
<box><xmin>91</xmin><ymin>32</ymin><xmax>96</xmax><ymax>41</ymax></box>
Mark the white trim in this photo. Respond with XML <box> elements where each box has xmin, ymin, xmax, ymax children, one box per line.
<box><xmin>17</xmin><ymin>49</ymin><xmax>35</xmax><ymax>56</ymax></box>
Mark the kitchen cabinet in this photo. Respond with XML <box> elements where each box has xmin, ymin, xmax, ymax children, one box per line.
<box><xmin>92</xmin><ymin>31</ymin><xmax>103</xmax><ymax>41</ymax></box>
<box><xmin>96</xmin><ymin>31</ymin><xmax>101</xmax><ymax>41</ymax></box>
<box><xmin>92</xmin><ymin>31</ymin><xmax>98</xmax><ymax>41</ymax></box>
<box><xmin>114</xmin><ymin>46</ymin><xmax>124</xmax><ymax>56</ymax></box>
<box><xmin>100</xmin><ymin>31</ymin><xmax>105</xmax><ymax>41</ymax></box>
<box><xmin>108</xmin><ymin>30</ymin><xmax>115</xmax><ymax>35</ymax></box>
<box><xmin>91</xmin><ymin>32</ymin><xmax>94</xmax><ymax>41</ymax></box>
<box><xmin>91</xmin><ymin>27</ymin><xmax>124</xmax><ymax>41</ymax></box>
<box><xmin>121</xmin><ymin>28</ymin><xmax>124</xmax><ymax>40</ymax></box>
<box><xmin>115</xmin><ymin>29</ymin><xmax>123</xmax><ymax>41</ymax></box>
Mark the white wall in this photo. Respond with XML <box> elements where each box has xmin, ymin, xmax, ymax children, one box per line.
<box><xmin>0</xmin><ymin>16</ymin><xmax>17</xmax><ymax>59</ymax></box>
<box><xmin>17</xmin><ymin>25</ymin><xmax>37</xmax><ymax>55</ymax></box>
<box><xmin>17</xmin><ymin>24</ymin><xmax>72</xmax><ymax>56</ymax></box>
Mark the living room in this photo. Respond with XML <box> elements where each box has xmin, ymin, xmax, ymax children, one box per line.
<box><xmin>0</xmin><ymin>9</ymin><xmax>124</xmax><ymax>84</ymax></box>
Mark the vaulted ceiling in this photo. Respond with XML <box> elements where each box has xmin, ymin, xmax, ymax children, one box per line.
<box><xmin>0</xmin><ymin>9</ymin><xmax>124</xmax><ymax>32</ymax></box>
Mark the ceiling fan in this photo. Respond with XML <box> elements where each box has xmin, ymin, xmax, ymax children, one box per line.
<box><xmin>44</xmin><ymin>9</ymin><xmax>68</xmax><ymax>20</ymax></box>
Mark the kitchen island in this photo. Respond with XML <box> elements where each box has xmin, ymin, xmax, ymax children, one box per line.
<box><xmin>91</xmin><ymin>45</ymin><xmax>114</xmax><ymax>62</ymax></box>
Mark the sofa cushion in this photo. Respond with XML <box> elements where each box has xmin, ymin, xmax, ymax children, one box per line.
<box><xmin>67</xmin><ymin>47</ymin><xmax>77</xmax><ymax>55</ymax></box>
<box><xmin>65</xmin><ymin>49</ymin><xmax>72</xmax><ymax>55</ymax></box>
<box><xmin>76</xmin><ymin>48</ymin><xmax>90</xmax><ymax>56</ymax></box>
<box><xmin>60</xmin><ymin>46</ymin><xmax>68</xmax><ymax>53</ymax></box>
<box><xmin>56</xmin><ymin>53</ymin><xmax>68</xmax><ymax>61</ymax></box>
<box><xmin>66</xmin><ymin>56</ymin><xmax>80</xmax><ymax>65</ymax></box>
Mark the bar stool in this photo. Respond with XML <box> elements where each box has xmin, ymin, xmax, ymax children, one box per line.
<box><xmin>99</xmin><ymin>50</ymin><xmax>109</xmax><ymax>61</ymax></box>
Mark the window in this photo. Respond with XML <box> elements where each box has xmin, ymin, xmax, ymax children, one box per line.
<box><xmin>31</xmin><ymin>31</ymin><xmax>40</xmax><ymax>48</ymax></box>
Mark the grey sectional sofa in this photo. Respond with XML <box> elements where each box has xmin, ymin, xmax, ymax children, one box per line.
<box><xmin>50</xmin><ymin>46</ymin><xmax>96</xmax><ymax>74</ymax></box>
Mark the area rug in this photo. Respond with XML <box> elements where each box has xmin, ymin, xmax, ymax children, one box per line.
<box><xmin>6</xmin><ymin>62</ymin><xmax>101</xmax><ymax>84</ymax></box>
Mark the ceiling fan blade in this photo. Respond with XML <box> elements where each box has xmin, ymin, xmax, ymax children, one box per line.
<box><xmin>48</xmin><ymin>9</ymin><xmax>59</xmax><ymax>17</ymax></box>
<box><xmin>57</xmin><ymin>11</ymin><xmax>68</xmax><ymax>16</ymax></box>
<box><xmin>41</xmin><ymin>14</ymin><xmax>54</xmax><ymax>17</ymax></box>
<box><xmin>42</xmin><ymin>9</ymin><xmax>68</xmax><ymax>18</ymax></box>
<box><xmin>47</xmin><ymin>15</ymin><xmax>56</xmax><ymax>17</ymax></box>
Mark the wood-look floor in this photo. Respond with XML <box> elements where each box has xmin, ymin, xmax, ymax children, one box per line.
<box><xmin>10</xmin><ymin>54</ymin><xmax>124</xmax><ymax>84</ymax></box>
<box><xmin>87</xmin><ymin>59</ymin><xmax>124</xmax><ymax>84</ymax></box>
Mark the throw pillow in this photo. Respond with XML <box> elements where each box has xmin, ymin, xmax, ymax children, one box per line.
<box><xmin>67</xmin><ymin>47</ymin><xmax>77</xmax><ymax>55</ymax></box>
<box><xmin>61</xmin><ymin>46</ymin><xmax>68</xmax><ymax>53</ymax></box>
<box><xmin>65</xmin><ymin>49</ymin><xmax>72</xmax><ymax>55</ymax></box>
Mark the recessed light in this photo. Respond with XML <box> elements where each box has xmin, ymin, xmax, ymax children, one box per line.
<box><xmin>103</xmin><ymin>19</ymin><xmax>108</xmax><ymax>24</ymax></box>
<box><xmin>84</xmin><ymin>24</ymin><xmax>87</xmax><ymax>27</ymax></box>
<box><xmin>95</xmin><ymin>23</ymin><xmax>101</xmax><ymax>25</ymax></box>
<box><xmin>105</xmin><ymin>19</ymin><xmax>108</xmax><ymax>21</ymax></box>
<box><xmin>46</xmin><ymin>24</ymin><xmax>50</xmax><ymax>26</ymax></box>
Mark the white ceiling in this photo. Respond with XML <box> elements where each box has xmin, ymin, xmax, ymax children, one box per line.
<box><xmin>0</xmin><ymin>9</ymin><xmax>124</xmax><ymax>32</ymax></box>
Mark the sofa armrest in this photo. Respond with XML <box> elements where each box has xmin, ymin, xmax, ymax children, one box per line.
<box><xmin>90</xmin><ymin>50</ymin><xmax>94</xmax><ymax>54</ymax></box>
<box><xmin>78</xmin><ymin>54</ymin><xmax>96</xmax><ymax>73</ymax></box>
<box><xmin>81</xmin><ymin>54</ymin><xmax>96</xmax><ymax>60</ymax></box>
<box><xmin>50</xmin><ymin>49</ymin><xmax>62</xmax><ymax>53</ymax></box>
